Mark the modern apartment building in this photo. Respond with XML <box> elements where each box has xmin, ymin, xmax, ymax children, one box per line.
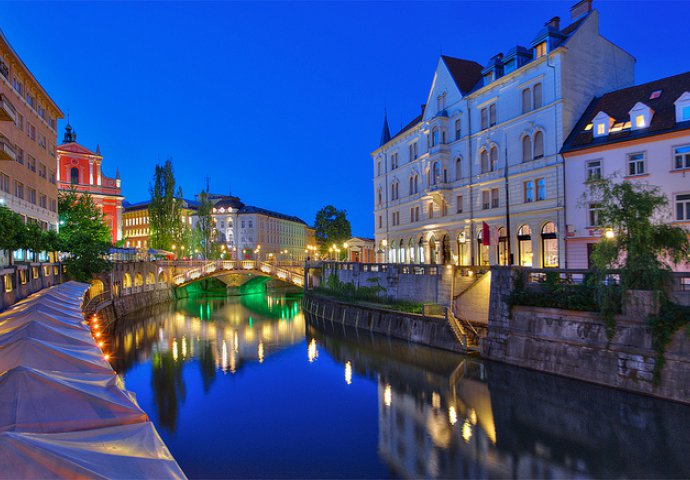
<box><xmin>0</xmin><ymin>29</ymin><xmax>62</xmax><ymax>232</ymax></box>
<box><xmin>57</xmin><ymin>123</ymin><xmax>123</xmax><ymax>243</ymax></box>
<box><xmin>372</xmin><ymin>0</ymin><xmax>634</xmax><ymax>267</ymax></box>
<box><xmin>562</xmin><ymin>71</ymin><xmax>690</xmax><ymax>269</ymax></box>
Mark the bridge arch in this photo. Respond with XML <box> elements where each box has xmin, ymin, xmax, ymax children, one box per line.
<box><xmin>134</xmin><ymin>272</ymin><xmax>144</xmax><ymax>287</ymax></box>
<box><xmin>89</xmin><ymin>279</ymin><xmax>104</xmax><ymax>297</ymax></box>
<box><xmin>123</xmin><ymin>273</ymin><xmax>132</xmax><ymax>288</ymax></box>
<box><xmin>158</xmin><ymin>271</ymin><xmax>167</xmax><ymax>284</ymax></box>
<box><xmin>146</xmin><ymin>272</ymin><xmax>155</xmax><ymax>285</ymax></box>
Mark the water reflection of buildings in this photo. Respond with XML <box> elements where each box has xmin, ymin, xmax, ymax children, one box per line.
<box><xmin>109</xmin><ymin>294</ymin><xmax>304</xmax><ymax>431</ymax></box>
<box><xmin>309</xmin><ymin>324</ymin><xmax>690</xmax><ymax>479</ymax></box>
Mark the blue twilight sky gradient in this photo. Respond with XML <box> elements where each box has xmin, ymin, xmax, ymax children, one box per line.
<box><xmin>2</xmin><ymin>1</ymin><xmax>689</xmax><ymax>236</ymax></box>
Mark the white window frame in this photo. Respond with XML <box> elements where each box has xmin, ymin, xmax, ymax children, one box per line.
<box><xmin>586</xmin><ymin>159</ymin><xmax>602</xmax><ymax>181</ymax></box>
<box><xmin>626</xmin><ymin>151</ymin><xmax>646</xmax><ymax>176</ymax></box>
<box><xmin>673</xmin><ymin>144</ymin><xmax>690</xmax><ymax>171</ymax></box>
<box><xmin>675</xmin><ymin>192</ymin><xmax>690</xmax><ymax>221</ymax></box>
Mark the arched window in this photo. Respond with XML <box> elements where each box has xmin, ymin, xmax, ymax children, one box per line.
<box><xmin>533</xmin><ymin>83</ymin><xmax>543</xmax><ymax>109</ymax></box>
<box><xmin>442</xmin><ymin>235</ymin><xmax>451</xmax><ymax>264</ymax></box>
<box><xmin>534</xmin><ymin>131</ymin><xmax>544</xmax><ymax>159</ymax></box>
<box><xmin>377</xmin><ymin>188</ymin><xmax>382</xmax><ymax>206</ymax></box>
<box><xmin>399</xmin><ymin>239</ymin><xmax>405</xmax><ymax>263</ymax></box>
<box><xmin>517</xmin><ymin>225</ymin><xmax>533</xmax><ymax>266</ymax></box>
<box><xmin>443</xmin><ymin>168</ymin><xmax>448</xmax><ymax>183</ymax></box>
<box><xmin>522</xmin><ymin>135</ymin><xmax>532</xmax><ymax>162</ymax></box>
<box><xmin>408</xmin><ymin>238</ymin><xmax>415</xmax><ymax>263</ymax></box>
<box><xmin>457</xmin><ymin>231</ymin><xmax>468</xmax><ymax>266</ymax></box>
<box><xmin>70</xmin><ymin>167</ymin><xmax>79</xmax><ymax>185</ymax></box>
<box><xmin>146</xmin><ymin>272</ymin><xmax>155</xmax><ymax>285</ymax></box>
<box><xmin>476</xmin><ymin>228</ymin><xmax>489</xmax><ymax>266</ymax></box>
<box><xmin>432</xmin><ymin>162</ymin><xmax>440</xmax><ymax>185</ymax></box>
<box><xmin>388</xmin><ymin>244</ymin><xmax>396</xmax><ymax>263</ymax></box>
<box><xmin>123</xmin><ymin>273</ymin><xmax>132</xmax><ymax>288</ymax></box>
<box><xmin>432</xmin><ymin>127</ymin><xmax>439</xmax><ymax>147</ymax></box>
<box><xmin>522</xmin><ymin>88</ymin><xmax>532</xmax><ymax>114</ymax></box>
<box><xmin>542</xmin><ymin>222</ymin><xmax>558</xmax><ymax>267</ymax></box>
<box><xmin>497</xmin><ymin>227</ymin><xmax>509</xmax><ymax>265</ymax></box>
<box><xmin>134</xmin><ymin>273</ymin><xmax>143</xmax><ymax>287</ymax></box>
<box><xmin>455</xmin><ymin>119</ymin><xmax>461</xmax><ymax>140</ymax></box>
<box><xmin>418</xmin><ymin>237</ymin><xmax>425</xmax><ymax>264</ymax></box>
<box><xmin>455</xmin><ymin>157</ymin><xmax>462</xmax><ymax>181</ymax></box>
<box><xmin>391</xmin><ymin>183</ymin><xmax>395</xmax><ymax>200</ymax></box>
<box><xmin>429</xmin><ymin>236</ymin><xmax>437</xmax><ymax>265</ymax></box>
<box><xmin>490</xmin><ymin>146</ymin><xmax>498</xmax><ymax>172</ymax></box>
<box><xmin>414</xmin><ymin>175</ymin><xmax>419</xmax><ymax>193</ymax></box>
<box><xmin>409</xmin><ymin>176</ymin><xmax>414</xmax><ymax>195</ymax></box>
<box><xmin>158</xmin><ymin>271</ymin><xmax>167</xmax><ymax>284</ymax></box>
<box><xmin>480</xmin><ymin>149</ymin><xmax>489</xmax><ymax>173</ymax></box>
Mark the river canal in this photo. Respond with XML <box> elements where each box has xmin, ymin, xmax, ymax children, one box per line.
<box><xmin>108</xmin><ymin>292</ymin><xmax>690</xmax><ymax>479</ymax></box>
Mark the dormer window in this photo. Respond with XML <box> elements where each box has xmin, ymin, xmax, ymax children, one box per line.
<box><xmin>593</xmin><ymin>111</ymin><xmax>613</xmax><ymax>138</ymax></box>
<box><xmin>629</xmin><ymin>102</ymin><xmax>653</xmax><ymax>131</ymax></box>
<box><xmin>535</xmin><ymin>42</ymin><xmax>547</xmax><ymax>58</ymax></box>
<box><xmin>675</xmin><ymin>92</ymin><xmax>690</xmax><ymax>122</ymax></box>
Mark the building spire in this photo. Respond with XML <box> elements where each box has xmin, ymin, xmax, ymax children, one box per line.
<box><xmin>63</xmin><ymin>116</ymin><xmax>77</xmax><ymax>144</ymax></box>
<box><xmin>380</xmin><ymin>110</ymin><xmax>391</xmax><ymax>146</ymax></box>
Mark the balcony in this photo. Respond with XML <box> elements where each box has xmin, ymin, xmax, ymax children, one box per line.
<box><xmin>0</xmin><ymin>94</ymin><xmax>16</xmax><ymax>123</ymax></box>
<box><xmin>0</xmin><ymin>135</ymin><xmax>16</xmax><ymax>162</ymax></box>
<box><xmin>428</xmin><ymin>143</ymin><xmax>450</xmax><ymax>156</ymax></box>
<box><xmin>426</xmin><ymin>182</ymin><xmax>452</xmax><ymax>195</ymax></box>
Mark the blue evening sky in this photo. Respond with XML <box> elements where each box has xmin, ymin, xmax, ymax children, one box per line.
<box><xmin>2</xmin><ymin>1</ymin><xmax>689</xmax><ymax>236</ymax></box>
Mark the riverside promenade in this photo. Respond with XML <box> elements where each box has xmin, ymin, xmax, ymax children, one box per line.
<box><xmin>0</xmin><ymin>282</ymin><xmax>185</xmax><ymax>479</ymax></box>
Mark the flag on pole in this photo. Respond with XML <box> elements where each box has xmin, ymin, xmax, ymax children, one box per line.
<box><xmin>482</xmin><ymin>222</ymin><xmax>491</xmax><ymax>246</ymax></box>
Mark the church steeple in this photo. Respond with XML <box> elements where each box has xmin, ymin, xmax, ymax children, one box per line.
<box><xmin>63</xmin><ymin>119</ymin><xmax>77</xmax><ymax>144</ymax></box>
<box><xmin>379</xmin><ymin>110</ymin><xmax>391</xmax><ymax>146</ymax></box>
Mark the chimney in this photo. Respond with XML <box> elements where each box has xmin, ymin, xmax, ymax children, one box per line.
<box><xmin>570</xmin><ymin>0</ymin><xmax>592</xmax><ymax>21</ymax></box>
<box><xmin>546</xmin><ymin>16</ymin><xmax>560</xmax><ymax>30</ymax></box>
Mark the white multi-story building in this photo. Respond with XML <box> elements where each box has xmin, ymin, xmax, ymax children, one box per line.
<box><xmin>562</xmin><ymin>71</ymin><xmax>690</xmax><ymax>269</ymax></box>
<box><xmin>372</xmin><ymin>0</ymin><xmax>635</xmax><ymax>267</ymax></box>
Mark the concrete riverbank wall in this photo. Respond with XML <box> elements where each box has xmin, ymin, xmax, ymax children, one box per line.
<box><xmin>0</xmin><ymin>262</ymin><xmax>63</xmax><ymax>312</ymax></box>
<box><xmin>484</xmin><ymin>267</ymin><xmax>690</xmax><ymax>404</ymax></box>
<box><xmin>303</xmin><ymin>294</ymin><xmax>468</xmax><ymax>353</ymax></box>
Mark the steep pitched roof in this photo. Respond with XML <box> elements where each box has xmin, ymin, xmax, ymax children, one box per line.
<box><xmin>440</xmin><ymin>55</ymin><xmax>484</xmax><ymax>95</ymax></box>
<box><xmin>562</xmin><ymin>71</ymin><xmax>690</xmax><ymax>153</ymax></box>
<box><xmin>380</xmin><ymin>113</ymin><xmax>392</xmax><ymax>146</ymax></box>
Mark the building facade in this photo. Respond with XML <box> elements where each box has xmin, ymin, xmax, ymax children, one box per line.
<box><xmin>372</xmin><ymin>0</ymin><xmax>635</xmax><ymax>268</ymax></box>
<box><xmin>0</xmin><ymin>29</ymin><xmax>62</xmax><ymax>232</ymax></box>
<box><xmin>562</xmin><ymin>71</ymin><xmax>690</xmax><ymax>269</ymax></box>
<box><xmin>122</xmin><ymin>199</ymin><xmax>197</xmax><ymax>251</ymax></box>
<box><xmin>57</xmin><ymin>124</ymin><xmax>123</xmax><ymax>243</ymax></box>
<box><xmin>345</xmin><ymin>237</ymin><xmax>376</xmax><ymax>263</ymax></box>
<box><xmin>236</xmin><ymin>205</ymin><xmax>308</xmax><ymax>262</ymax></box>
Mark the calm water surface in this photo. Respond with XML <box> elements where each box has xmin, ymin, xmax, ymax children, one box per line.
<box><xmin>109</xmin><ymin>293</ymin><xmax>690</xmax><ymax>479</ymax></box>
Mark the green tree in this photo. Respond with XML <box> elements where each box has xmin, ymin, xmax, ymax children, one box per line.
<box><xmin>149</xmin><ymin>159</ymin><xmax>184</xmax><ymax>251</ymax></box>
<box><xmin>195</xmin><ymin>190</ymin><xmax>215</xmax><ymax>259</ymax></box>
<box><xmin>0</xmin><ymin>206</ymin><xmax>27</xmax><ymax>265</ymax></box>
<box><xmin>587</xmin><ymin>179</ymin><xmax>690</xmax><ymax>291</ymax></box>
<box><xmin>314</xmin><ymin>205</ymin><xmax>351</xmax><ymax>258</ymax></box>
<box><xmin>58</xmin><ymin>189</ymin><xmax>112</xmax><ymax>282</ymax></box>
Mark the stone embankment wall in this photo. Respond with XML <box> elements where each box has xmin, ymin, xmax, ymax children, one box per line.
<box><xmin>484</xmin><ymin>266</ymin><xmax>690</xmax><ymax>404</ymax></box>
<box><xmin>0</xmin><ymin>263</ymin><xmax>62</xmax><ymax>311</ymax></box>
<box><xmin>303</xmin><ymin>294</ymin><xmax>465</xmax><ymax>353</ymax></box>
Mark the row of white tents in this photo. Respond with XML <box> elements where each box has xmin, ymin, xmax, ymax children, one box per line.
<box><xmin>0</xmin><ymin>282</ymin><xmax>186</xmax><ymax>479</ymax></box>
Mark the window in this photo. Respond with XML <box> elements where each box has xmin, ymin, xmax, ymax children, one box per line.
<box><xmin>38</xmin><ymin>163</ymin><xmax>46</xmax><ymax>179</ymax></box>
<box><xmin>414</xmin><ymin>175</ymin><xmax>419</xmax><ymax>193</ymax></box>
<box><xmin>39</xmin><ymin>194</ymin><xmax>47</xmax><ymax>209</ymax></box>
<box><xmin>480</xmin><ymin>149</ymin><xmax>489</xmax><ymax>173</ymax></box>
<box><xmin>635</xmin><ymin>114</ymin><xmax>646</xmax><ymax>128</ymax></box>
<box><xmin>683</xmin><ymin>106</ymin><xmax>690</xmax><ymax>121</ymax></box>
<box><xmin>627</xmin><ymin>152</ymin><xmax>645</xmax><ymax>176</ymax></box>
<box><xmin>589</xmin><ymin>203</ymin><xmax>603</xmax><ymax>227</ymax></box>
<box><xmin>489</xmin><ymin>104</ymin><xmax>497</xmax><ymax>126</ymax></box>
<box><xmin>0</xmin><ymin>173</ymin><xmax>9</xmax><ymax>193</ymax></box>
<box><xmin>428</xmin><ymin>202</ymin><xmax>434</xmax><ymax>219</ymax></box>
<box><xmin>674</xmin><ymin>145</ymin><xmax>690</xmax><ymax>170</ymax></box>
<box><xmin>49</xmin><ymin>199</ymin><xmax>56</xmax><ymax>212</ymax></box>
<box><xmin>533</xmin><ymin>131</ymin><xmax>544</xmax><ymax>158</ymax></box>
<box><xmin>392</xmin><ymin>211</ymin><xmax>400</xmax><ymax>226</ymax></box>
<box><xmin>522</xmin><ymin>135</ymin><xmax>532</xmax><ymax>162</ymax></box>
<box><xmin>378</xmin><ymin>216</ymin><xmax>382</xmax><ymax>229</ymax></box>
<box><xmin>14</xmin><ymin>146</ymin><xmax>23</xmax><ymax>165</ymax></box>
<box><xmin>524</xmin><ymin>181</ymin><xmax>534</xmax><ymax>203</ymax></box>
<box><xmin>432</xmin><ymin>162</ymin><xmax>440</xmax><ymax>185</ymax></box>
<box><xmin>410</xmin><ymin>207</ymin><xmax>415</xmax><ymax>223</ymax></box>
<box><xmin>437</xmin><ymin>93</ymin><xmax>446</xmax><ymax>112</ymax></box>
<box><xmin>497</xmin><ymin>228</ymin><xmax>508</xmax><ymax>265</ymax></box>
<box><xmin>455</xmin><ymin>119</ymin><xmax>461</xmax><ymax>140</ymax></box>
<box><xmin>490</xmin><ymin>146</ymin><xmax>498</xmax><ymax>171</ymax></box>
<box><xmin>586</xmin><ymin>160</ymin><xmax>602</xmax><ymax>181</ymax></box>
<box><xmin>441</xmin><ymin>200</ymin><xmax>448</xmax><ymax>216</ymax></box>
<box><xmin>16</xmin><ymin>113</ymin><xmax>23</xmax><ymax>132</ymax></box>
<box><xmin>535</xmin><ymin>42</ymin><xmax>547</xmax><ymax>58</ymax></box>
<box><xmin>533</xmin><ymin>83</ymin><xmax>543</xmax><ymax>109</ymax></box>
<box><xmin>377</xmin><ymin>161</ymin><xmax>381</xmax><ymax>176</ymax></box>
<box><xmin>28</xmin><ymin>188</ymin><xmax>36</xmax><ymax>205</ymax></box>
<box><xmin>27</xmin><ymin>122</ymin><xmax>36</xmax><ymax>141</ymax></box>
<box><xmin>536</xmin><ymin>178</ymin><xmax>546</xmax><ymax>201</ymax></box>
<box><xmin>676</xmin><ymin>194</ymin><xmax>690</xmax><ymax>221</ymax></box>
<box><xmin>455</xmin><ymin>157</ymin><xmax>462</xmax><ymax>180</ymax></box>
<box><xmin>491</xmin><ymin>188</ymin><xmax>499</xmax><ymax>208</ymax></box>
<box><xmin>27</xmin><ymin>155</ymin><xmax>36</xmax><ymax>173</ymax></box>
<box><xmin>391</xmin><ymin>153</ymin><xmax>398</xmax><ymax>170</ymax></box>
<box><xmin>431</xmin><ymin>127</ymin><xmax>439</xmax><ymax>147</ymax></box>
<box><xmin>14</xmin><ymin>181</ymin><xmax>24</xmax><ymax>199</ymax></box>
<box><xmin>518</xmin><ymin>225</ymin><xmax>533</xmax><ymax>266</ymax></box>
<box><xmin>456</xmin><ymin>195</ymin><xmax>463</xmax><ymax>213</ymax></box>
<box><xmin>542</xmin><ymin>222</ymin><xmax>558</xmax><ymax>267</ymax></box>
<box><xmin>70</xmin><ymin>167</ymin><xmax>79</xmax><ymax>184</ymax></box>
<box><xmin>26</xmin><ymin>93</ymin><xmax>35</xmax><ymax>109</ymax></box>
<box><xmin>480</xmin><ymin>108</ymin><xmax>488</xmax><ymax>130</ymax></box>
<box><xmin>12</xmin><ymin>76</ymin><xmax>23</xmax><ymax>95</ymax></box>
<box><xmin>521</xmin><ymin>88</ymin><xmax>531</xmax><ymax>114</ymax></box>
<box><xmin>596</xmin><ymin>123</ymin><xmax>605</xmax><ymax>135</ymax></box>
<box><xmin>409</xmin><ymin>142</ymin><xmax>418</xmax><ymax>160</ymax></box>
<box><xmin>415</xmin><ymin>206</ymin><xmax>420</xmax><ymax>222</ymax></box>
<box><xmin>482</xmin><ymin>190</ymin><xmax>490</xmax><ymax>209</ymax></box>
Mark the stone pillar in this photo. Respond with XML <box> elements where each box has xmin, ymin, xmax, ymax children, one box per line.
<box><xmin>89</xmin><ymin>159</ymin><xmax>94</xmax><ymax>185</ymax></box>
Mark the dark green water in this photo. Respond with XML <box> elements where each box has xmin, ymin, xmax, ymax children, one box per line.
<box><xmin>108</xmin><ymin>293</ymin><xmax>690</xmax><ymax>479</ymax></box>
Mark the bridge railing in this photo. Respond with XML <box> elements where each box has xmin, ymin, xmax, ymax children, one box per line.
<box><xmin>170</xmin><ymin>260</ymin><xmax>303</xmax><ymax>287</ymax></box>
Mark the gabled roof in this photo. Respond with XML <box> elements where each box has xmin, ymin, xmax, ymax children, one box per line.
<box><xmin>440</xmin><ymin>55</ymin><xmax>484</xmax><ymax>96</ymax></box>
<box><xmin>562</xmin><ymin>71</ymin><xmax>690</xmax><ymax>153</ymax></box>
<box><xmin>56</xmin><ymin>143</ymin><xmax>99</xmax><ymax>156</ymax></box>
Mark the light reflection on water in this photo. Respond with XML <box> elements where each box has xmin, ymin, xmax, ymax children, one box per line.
<box><xmin>108</xmin><ymin>293</ymin><xmax>690</xmax><ymax>479</ymax></box>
